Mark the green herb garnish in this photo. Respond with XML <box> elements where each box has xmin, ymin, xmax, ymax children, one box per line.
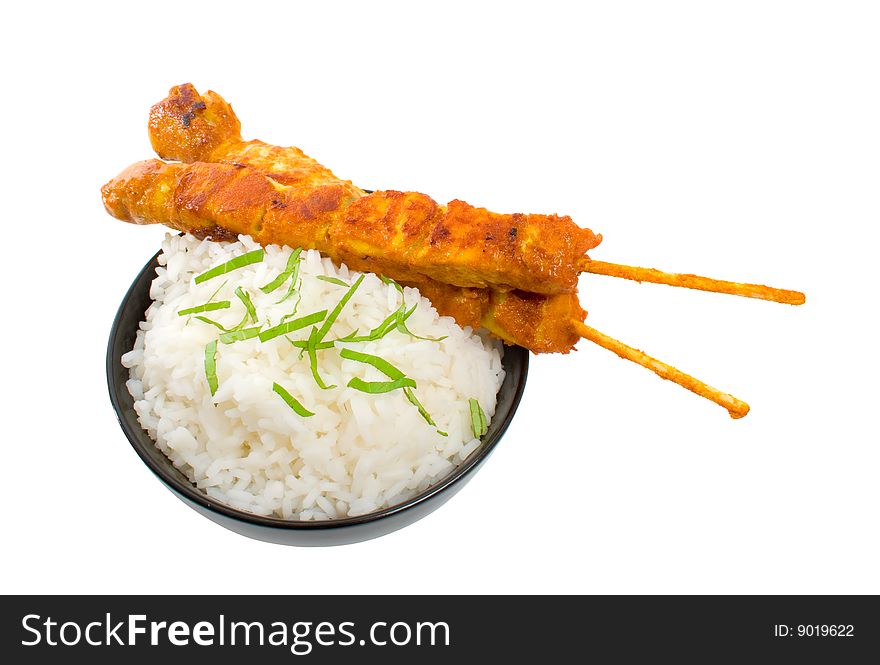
<box><xmin>206</xmin><ymin>279</ymin><xmax>229</xmax><ymax>303</ymax></box>
<box><xmin>316</xmin><ymin>275</ymin><xmax>350</xmax><ymax>287</ymax></box>
<box><xmin>178</xmin><ymin>301</ymin><xmax>231</xmax><ymax>317</ymax></box>
<box><xmin>338</xmin><ymin>344</ymin><xmax>444</xmax><ymax>432</ymax></box>
<box><xmin>194</xmin><ymin>249</ymin><xmax>264</xmax><ymax>284</ymax></box>
<box><xmin>314</xmin><ymin>274</ymin><xmax>365</xmax><ymax>342</ymax></box>
<box><xmin>333</xmin><ymin>329</ymin><xmax>362</xmax><ymax>343</ymax></box>
<box><xmin>345</xmin><ymin>310</ymin><xmax>401</xmax><ymax>342</ymax></box>
<box><xmin>260</xmin><ymin>248</ymin><xmax>303</xmax><ymax>294</ymax></box>
<box><xmin>299</xmin><ymin>274</ymin><xmax>366</xmax><ymax>388</ymax></box>
<box><xmin>219</xmin><ymin>326</ymin><xmax>263</xmax><ymax>344</ymax></box>
<box><xmin>404</xmin><ymin>387</ymin><xmax>434</xmax><ymax>424</ymax></box>
<box><xmin>347</xmin><ymin>376</ymin><xmax>417</xmax><ymax>393</ymax></box>
<box><xmin>469</xmin><ymin>398</ymin><xmax>488</xmax><ymax>438</ymax></box>
<box><xmin>276</xmin><ymin>252</ymin><xmax>304</xmax><ymax>304</ymax></box>
<box><xmin>380</xmin><ymin>274</ymin><xmax>404</xmax><ymax>294</ymax></box>
<box><xmin>339</xmin><ymin>348</ymin><xmax>406</xmax><ymax>380</ymax></box>
<box><xmin>187</xmin><ymin>279</ymin><xmax>230</xmax><ymax>327</ymax></box>
<box><xmin>272</xmin><ymin>382</ymin><xmax>314</xmax><ymax>417</ymax></box>
<box><xmin>306</xmin><ymin>327</ymin><xmax>336</xmax><ymax>389</ymax></box>
<box><xmin>394</xmin><ymin>304</ymin><xmax>446</xmax><ymax>341</ymax></box>
<box><xmin>279</xmin><ymin>294</ymin><xmax>302</xmax><ymax>323</ymax></box>
<box><xmin>196</xmin><ymin>312</ymin><xmax>247</xmax><ymax>332</ymax></box>
<box><xmin>194</xmin><ymin>316</ymin><xmax>233</xmax><ymax>332</ymax></box>
<box><xmin>335</xmin><ymin>300</ymin><xmax>413</xmax><ymax>344</ymax></box>
<box><xmin>337</xmin><ymin>297</ymin><xmax>444</xmax><ymax>344</ymax></box>
<box><xmin>204</xmin><ymin>340</ymin><xmax>219</xmax><ymax>396</ymax></box>
<box><xmin>276</xmin><ymin>272</ymin><xmax>300</xmax><ymax>304</ymax></box>
<box><xmin>258</xmin><ymin>310</ymin><xmax>327</xmax><ymax>343</ymax></box>
<box><xmin>380</xmin><ymin>275</ymin><xmax>444</xmax><ymax>340</ymax></box>
<box><xmin>234</xmin><ymin>287</ymin><xmax>258</xmax><ymax>323</ymax></box>
<box><xmin>403</xmin><ymin>387</ymin><xmax>446</xmax><ymax>435</ymax></box>
<box><xmin>287</xmin><ymin>338</ymin><xmax>335</xmax><ymax>351</ymax></box>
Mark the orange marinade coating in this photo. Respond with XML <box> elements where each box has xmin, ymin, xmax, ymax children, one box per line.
<box><xmin>102</xmin><ymin>159</ymin><xmax>587</xmax><ymax>353</ymax></box>
<box><xmin>486</xmin><ymin>289</ymin><xmax>587</xmax><ymax>354</ymax></box>
<box><xmin>102</xmin><ymin>159</ymin><xmax>353</xmax><ymax>250</ymax></box>
<box><xmin>343</xmin><ymin>193</ymin><xmax>601</xmax><ymax>293</ymax></box>
<box><xmin>146</xmin><ymin>83</ymin><xmax>601</xmax><ymax>295</ymax></box>
<box><xmin>150</xmin><ymin>84</ymin><xmax>363</xmax><ymax>197</ymax></box>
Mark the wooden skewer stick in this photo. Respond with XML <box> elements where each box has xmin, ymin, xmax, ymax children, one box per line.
<box><xmin>580</xmin><ymin>258</ymin><xmax>805</xmax><ymax>305</ymax></box>
<box><xmin>572</xmin><ymin>320</ymin><xmax>750</xmax><ymax>419</ymax></box>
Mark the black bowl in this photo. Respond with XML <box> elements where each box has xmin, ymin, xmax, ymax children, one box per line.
<box><xmin>107</xmin><ymin>248</ymin><xmax>528</xmax><ymax>546</ymax></box>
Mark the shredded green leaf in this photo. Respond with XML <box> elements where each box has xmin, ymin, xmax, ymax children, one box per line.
<box><xmin>347</xmin><ymin>376</ymin><xmax>416</xmax><ymax>394</ymax></box>
<box><xmin>336</xmin><ymin>299</ymin><xmax>444</xmax><ymax>344</ymax></box>
<box><xmin>260</xmin><ymin>248</ymin><xmax>303</xmax><ymax>294</ymax></box>
<box><xmin>336</xmin><ymin>314</ymin><xmax>396</xmax><ymax>343</ymax></box>
<box><xmin>258</xmin><ymin>310</ymin><xmax>328</xmax><ymax>342</ymax></box>
<box><xmin>206</xmin><ymin>279</ymin><xmax>229</xmax><ymax>303</ymax></box>
<box><xmin>402</xmin><ymin>387</ymin><xmax>446</xmax><ymax>435</ymax></box>
<box><xmin>194</xmin><ymin>309</ymin><xmax>248</xmax><ymax>333</ymax></box>
<box><xmin>333</xmin><ymin>329</ymin><xmax>362</xmax><ymax>343</ymax></box>
<box><xmin>380</xmin><ymin>274</ymin><xmax>404</xmax><ymax>294</ymax></box>
<box><xmin>234</xmin><ymin>287</ymin><xmax>258</xmax><ymax>323</ymax></box>
<box><xmin>194</xmin><ymin>315</ymin><xmax>233</xmax><ymax>332</ymax></box>
<box><xmin>178</xmin><ymin>301</ymin><xmax>231</xmax><ymax>317</ymax></box>
<box><xmin>403</xmin><ymin>387</ymin><xmax>445</xmax><ymax>436</ymax></box>
<box><xmin>287</xmin><ymin>337</ymin><xmax>335</xmax><ymax>351</ymax></box>
<box><xmin>339</xmin><ymin>348</ymin><xmax>406</xmax><ymax>380</ymax></box>
<box><xmin>219</xmin><ymin>326</ymin><xmax>262</xmax><ymax>344</ymax></box>
<box><xmin>301</xmin><ymin>275</ymin><xmax>363</xmax><ymax>390</ymax></box>
<box><xmin>204</xmin><ymin>340</ymin><xmax>218</xmax><ymax>396</ymax></box>
<box><xmin>276</xmin><ymin>269</ymin><xmax>301</xmax><ymax>304</ymax></box>
<box><xmin>306</xmin><ymin>327</ymin><xmax>336</xmax><ymax>389</ymax></box>
<box><xmin>232</xmin><ymin>312</ymin><xmax>250</xmax><ymax>332</ymax></box>
<box><xmin>276</xmin><ymin>253</ymin><xmax>304</xmax><ymax>304</ymax></box>
<box><xmin>469</xmin><ymin>398</ymin><xmax>488</xmax><ymax>438</ymax></box>
<box><xmin>316</xmin><ymin>275</ymin><xmax>350</xmax><ymax>287</ymax></box>
<box><xmin>194</xmin><ymin>249</ymin><xmax>264</xmax><ymax>284</ymax></box>
<box><xmin>279</xmin><ymin>294</ymin><xmax>302</xmax><ymax>323</ymax></box>
<box><xmin>272</xmin><ymin>382</ymin><xmax>314</xmax><ymax>417</ymax></box>
<box><xmin>314</xmin><ymin>274</ymin><xmax>365</xmax><ymax>342</ymax></box>
<box><xmin>337</xmin><ymin>301</ymin><xmax>411</xmax><ymax>344</ymax></box>
<box><xmin>395</xmin><ymin>304</ymin><xmax>447</xmax><ymax>341</ymax></box>
<box><xmin>187</xmin><ymin>279</ymin><xmax>229</xmax><ymax>327</ymax></box>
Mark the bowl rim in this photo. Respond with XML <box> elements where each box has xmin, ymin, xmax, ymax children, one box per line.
<box><xmin>107</xmin><ymin>245</ymin><xmax>529</xmax><ymax>532</ymax></box>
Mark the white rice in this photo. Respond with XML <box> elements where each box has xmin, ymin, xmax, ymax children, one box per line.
<box><xmin>122</xmin><ymin>234</ymin><xmax>504</xmax><ymax>520</ymax></box>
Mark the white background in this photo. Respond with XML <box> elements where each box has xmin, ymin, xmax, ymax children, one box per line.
<box><xmin>1</xmin><ymin>1</ymin><xmax>877</xmax><ymax>594</ymax></box>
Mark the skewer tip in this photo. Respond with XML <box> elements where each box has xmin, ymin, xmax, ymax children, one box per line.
<box><xmin>572</xmin><ymin>320</ymin><xmax>751</xmax><ymax>419</ymax></box>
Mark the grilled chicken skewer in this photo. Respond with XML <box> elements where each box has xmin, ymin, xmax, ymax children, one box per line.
<box><xmin>143</xmin><ymin>83</ymin><xmax>594</xmax><ymax>352</ymax></box>
<box><xmin>147</xmin><ymin>85</ymin><xmax>600</xmax><ymax>296</ymax></box>
<box><xmin>148</xmin><ymin>84</ymin><xmax>802</xmax><ymax>306</ymax></box>
<box><xmin>102</xmin><ymin>84</ymin><xmax>805</xmax><ymax>416</ymax></box>
<box><xmin>102</xmin><ymin>158</ymin><xmax>588</xmax><ymax>353</ymax></box>
<box><xmin>99</xmin><ymin>154</ymin><xmax>747</xmax><ymax>416</ymax></box>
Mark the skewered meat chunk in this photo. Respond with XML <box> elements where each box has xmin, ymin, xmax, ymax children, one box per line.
<box><xmin>104</xmin><ymin>83</ymin><xmax>806</xmax><ymax>416</ymax></box>
<box><xmin>102</xmin><ymin>157</ymin><xmax>587</xmax><ymax>353</ymax></box>
<box><xmin>146</xmin><ymin>83</ymin><xmax>601</xmax><ymax>295</ymax></box>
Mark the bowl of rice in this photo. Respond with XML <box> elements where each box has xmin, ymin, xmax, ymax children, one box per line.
<box><xmin>107</xmin><ymin>234</ymin><xmax>528</xmax><ymax>546</ymax></box>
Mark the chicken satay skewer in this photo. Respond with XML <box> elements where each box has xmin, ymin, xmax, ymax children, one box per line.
<box><xmin>149</xmin><ymin>84</ymin><xmax>805</xmax><ymax>306</ymax></box>
<box><xmin>580</xmin><ymin>259</ymin><xmax>804</xmax><ymax>305</ymax></box>
<box><xmin>571</xmin><ymin>321</ymin><xmax>750</xmax><ymax>418</ymax></box>
<box><xmin>148</xmin><ymin>83</ymin><xmax>805</xmax><ymax>306</ymax></box>
<box><xmin>103</xmin><ymin>159</ymin><xmax>753</xmax><ymax>415</ymax></box>
<box><xmin>148</xmin><ymin>85</ymin><xmax>600</xmax><ymax>296</ymax></box>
